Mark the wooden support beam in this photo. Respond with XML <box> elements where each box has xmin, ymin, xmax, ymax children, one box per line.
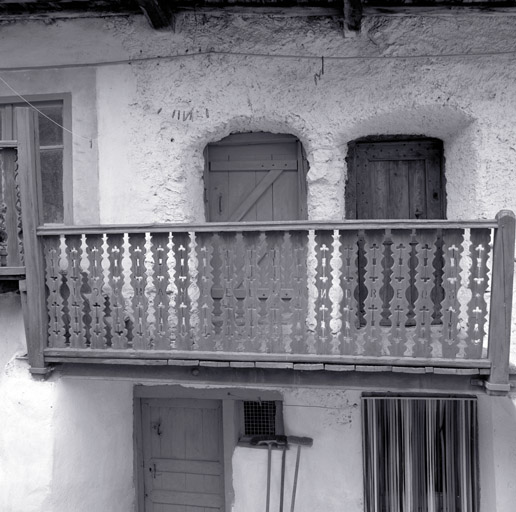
<box><xmin>136</xmin><ymin>0</ymin><xmax>176</xmax><ymax>29</ymax></box>
<box><xmin>486</xmin><ymin>210</ymin><xmax>515</xmax><ymax>395</ymax></box>
<box><xmin>16</xmin><ymin>107</ymin><xmax>51</xmax><ymax>378</ymax></box>
<box><xmin>343</xmin><ymin>0</ymin><xmax>362</xmax><ymax>32</ymax></box>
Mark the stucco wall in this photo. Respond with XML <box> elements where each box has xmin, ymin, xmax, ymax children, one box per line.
<box><xmin>1</xmin><ymin>9</ymin><xmax>516</xmax><ymax>512</ymax></box>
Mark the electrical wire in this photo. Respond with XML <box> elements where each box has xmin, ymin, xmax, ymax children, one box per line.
<box><xmin>0</xmin><ymin>47</ymin><xmax>515</xmax><ymax>72</ymax></box>
<box><xmin>0</xmin><ymin>75</ymin><xmax>95</xmax><ymax>145</ymax></box>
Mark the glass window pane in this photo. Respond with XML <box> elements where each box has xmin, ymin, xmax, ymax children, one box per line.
<box><xmin>38</xmin><ymin>105</ymin><xmax>63</xmax><ymax>146</ymax></box>
<box><xmin>40</xmin><ymin>148</ymin><xmax>63</xmax><ymax>223</ymax></box>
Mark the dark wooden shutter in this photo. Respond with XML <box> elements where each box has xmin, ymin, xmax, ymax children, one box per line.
<box><xmin>346</xmin><ymin>139</ymin><xmax>445</xmax><ymax>220</ymax></box>
<box><xmin>205</xmin><ymin>133</ymin><xmax>307</xmax><ymax>222</ymax></box>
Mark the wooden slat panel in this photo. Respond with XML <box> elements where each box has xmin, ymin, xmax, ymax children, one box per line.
<box><xmin>106</xmin><ymin>233</ymin><xmax>128</xmax><ymax>349</ymax></box>
<box><xmin>314</xmin><ymin>230</ymin><xmax>333</xmax><ymax>352</ymax></box>
<box><xmin>388</xmin><ymin>161</ymin><xmax>410</xmax><ymax>219</ymax></box>
<box><xmin>0</xmin><ymin>148</ymin><xmax>23</xmax><ymax>267</ymax></box>
<box><xmin>44</xmin><ymin>235</ymin><xmax>66</xmax><ymax>348</ymax></box>
<box><xmin>339</xmin><ymin>229</ymin><xmax>359</xmax><ymax>354</ymax></box>
<box><xmin>129</xmin><ymin>232</ymin><xmax>149</xmax><ymax>350</ymax></box>
<box><xmin>230</xmin><ymin>169</ymin><xmax>283</xmax><ymax>222</ymax></box>
<box><xmin>65</xmin><ymin>234</ymin><xmax>86</xmax><ymax>349</ymax></box>
<box><xmin>362</xmin><ymin>230</ymin><xmax>386</xmax><ymax>354</ymax></box>
<box><xmin>389</xmin><ymin>230</ymin><xmax>412</xmax><ymax>356</ymax></box>
<box><xmin>439</xmin><ymin>229</ymin><xmax>464</xmax><ymax>357</ymax></box>
<box><xmin>152</xmin><ymin>460</ymin><xmax>223</xmax><ymax>475</ymax></box>
<box><xmin>172</xmin><ymin>232</ymin><xmax>191</xmax><ymax>349</ymax></box>
<box><xmin>413</xmin><ymin>230</ymin><xmax>438</xmax><ymax>357</ymax></box>
<box><xmin>196</xmin><ymin>233</ymin><xmax>215</xmax><ymax>348</ymax></box>
<box><xmin>86</xmin><ymin>234</ymin><xmax>106</xmax><ymax>349</ymax></box>
<box><xmin>465</xmin><ymin>228</ymin><xmax>490</xmax><ymax>357</ymax></box>
<box><xmin>151</xmin><ymin>232</ymin><xmax>171</xmax><ymax>350</ymax></box>
<box><xmin>149</xmin><ymin>490</ymin><xmax>223</xmax><ymax>508</ymax></box>
<box><xmin>210</xmin><ymin>159</ymin><xmax>297</xmax><ymax>171</ymax></box>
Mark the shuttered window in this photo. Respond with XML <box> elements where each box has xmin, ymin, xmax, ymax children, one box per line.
<box><xmin>362</xmin><ymin>395</ymin><xmax>479</xmax><ymax>512</ymax></box>
<box><xmin>0</xmin><ymin>97</ymin><xmax>71</xmax><ymax>225</ymax></box>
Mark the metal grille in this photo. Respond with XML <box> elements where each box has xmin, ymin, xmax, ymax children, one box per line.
<box><xmin>243</xmin><ymin>401</ymin><xmax>277</xmax><ymax>436</ymax></box>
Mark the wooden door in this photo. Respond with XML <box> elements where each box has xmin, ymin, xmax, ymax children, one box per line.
<box><xmin>346</xmin><ymin>139</ymin><xmax>445</xmax><ymax>220</ymax></box>
<box><xmin>346</xmin><ymin>138</ymin><xmax>446</xmax><ymax>324</ymax></box>
<box><xmin>205</xmin><ymin>132</ymin><xmax>307</xmax><ymax>222</ymax></box>
<box><xmin>140</xmin><ymin>398</ymin><xmax>225</xmax><ymax>512</ymax></box>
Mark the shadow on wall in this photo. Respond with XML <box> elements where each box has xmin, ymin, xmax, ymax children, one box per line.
<box><xmin>339</xmin><ymin>105</ymin><xmax>480</xmax><ymax>220</ymax></box>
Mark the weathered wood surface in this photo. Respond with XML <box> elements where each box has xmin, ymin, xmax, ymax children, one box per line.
<box><xmin>39</xmin><ymin>221</ymin><xmax>501</xmax><ymax>363</ymax></box>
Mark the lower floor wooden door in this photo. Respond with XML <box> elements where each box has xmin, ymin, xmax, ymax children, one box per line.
<box><xmin>140</xmin><ymin>398</ymin><xmax>225</xmax><ymax>512</ymax></box>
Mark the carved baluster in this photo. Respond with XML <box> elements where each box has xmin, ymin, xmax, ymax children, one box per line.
<box><xmin>413</xmin><ymin>230</ymin><xmax>438</xmax><ymax>357</ymax></box>
<box><xmin>106</xmin><ymin>233</ymin><xmax>127</xmax><ymax>349</ymax></box>
<box><xmin>232</xmin><ymin>232</ymin><xmax>248</xmax><ymax>351</ymax></box>
<box><xmin>85</xmin><ymin>234</ymin><xmax>106</xmax><ymax>349</ymax></box>
<box><xmin>172</xmin><ymin>232</ymin><xmax>191</xmax><ymax>350</ymax></box>
<box><xmin>129</xmin><ymin>233</ymin><xmax>148</xmax><ymax>350</ymax></box>
<box><xmin>256</xmin><ymin>232</ymin><xmax>272</xmax><ymax>353</ymax></box>
<box><xmin>65</xmin><ymin>234</ymin><xmax>87</xmax><ymax>348</ymax></box>
<box><xmin>465</xmin><ymin>228</ymin><xmax>491</xmax><ymax>358</ymax></box>
<box><xmin>246</xmin><ymin>232</ymin><xmax>260</xmax><ymax>352</ymax></box>
<box><xmin>0</xmin><ymin>150</ymin><xmax>9</xmax><ymax>266</ymax></box>
<box><xmin>388</xmin><ymin>230</ymin><xmax>412</xmax><ymax>357</ymax></box>
<box><xmin>270</xmin><ymin>238</ymin><xmax>282</xmax><ymax>352</ymax></box>
<box><xmin>440</xmin><ymin>229</ymin><xmax>464</xmax><ymax>357</ymax></box>
<box><xmin>44</xmin><ymin>236</ymin><xmax>66</xmax><ymax>347</ymax></box>
<box><xmin>362</xmin><ymin>230</ymin><xmax>386</xmax><ymax>355</ymax></box>
<box><xmin>328</xmin><ymin>231</ymin><xmax>342</xmax><ymax>354</ymax></box>
<box><xmin>209</xmin><ymin>233</ymin><xmax>224</xmax><ymax>350</ymax></box>
<box><xmin>278</xmin><ymin>231</ymin><xmax>294</xmax><ymax>354</ymax></box>
<box><xmin>150</xmin><ymin>232</ymin><xmax>171</xmax><ymax>350</ymax></box>
<box><xmin>339</xmin><ymin>230</ymin><xmax>359</xmax><ymax>355</ymax></box>
<box><xmin>314</xmin><ymin>230</ymin><xmax>334</xmax><ymax>354</ymax></box>
<box><xmin>291</xmin><ymin>231</ymin><xmax>308</xmax><ymax>354</ymax></box>
<box><xmin>0</xmin><ymin>148</ymin><xmax>23</xmax><ymax>267</ymax></box>
<box><xmin>196</xmin><ymin>232</ymin><xmax>215</xmax><ymax>350</ymax></box>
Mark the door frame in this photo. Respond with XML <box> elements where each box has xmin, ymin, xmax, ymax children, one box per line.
<box><xmin>134</xmin><ymin>385</ymin><xmax>282</xmax><ymax>512</ymax></box>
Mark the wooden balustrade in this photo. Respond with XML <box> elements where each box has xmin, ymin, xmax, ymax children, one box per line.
<box><xmin>37</xmin><ymin>219</ymin><xmax>509</xmax><ymax>367</ymax></box>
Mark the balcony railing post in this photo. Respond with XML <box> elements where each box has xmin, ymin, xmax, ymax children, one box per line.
<box><xmin>16</xmin><ymin>107</ymin><xmax>50</xmax><ymax>378</ymax></box>
<box><xmin>486</xmin><ymin>210</ymin><xmax>515</xmax><ymax>394</ymax></box>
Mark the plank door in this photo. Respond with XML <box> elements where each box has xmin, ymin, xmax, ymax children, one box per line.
<box><xmin>140</xmin><ymin>398</ymin><xmax>225</xmax><ymax>512</ymax></box>
<box><xmin>346</xmin><ymin>139</ymin><xmax>445</xmax><ymax>220</ymax></box>
<box><xmin>205</xmin><ymin>132</ymin><xmax>307</xmax><ymax>222</ymax></box>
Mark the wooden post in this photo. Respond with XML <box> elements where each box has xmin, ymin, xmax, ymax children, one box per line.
<box><xmin>16</xmin><ymin>107</ymin><xmax>51</xmax><ymax>377</ymax></box>
<box><xmin>486</xmin><ymin>210</ymin><xmax>515</xmax><ymax>394</ymax></box>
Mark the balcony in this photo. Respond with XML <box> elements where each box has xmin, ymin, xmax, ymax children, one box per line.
<box><xmin>1</xmin><ymin>111</ymin><xmax>514</xmax><ymax>392</ymax></box>
<box><xmin>25</xmin><ymin>214</ymin><xmax>512</xmax><ymax>392</ymax></box>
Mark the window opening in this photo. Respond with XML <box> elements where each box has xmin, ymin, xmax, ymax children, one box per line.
<box><xmin>0</xmin><ymin>98</ymin><xmax>69</xmax><ymax>225</ymax></box>
<box><xmin>243</xmin><ymin>401</ymin><xmax>277</xmax><ymax>436</ymax></box>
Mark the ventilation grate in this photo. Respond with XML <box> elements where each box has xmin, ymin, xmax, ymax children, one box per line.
<box><xmin>243</xmin><ymin>401</ymin><xmax>277</xmax><ymax>436</ymax></box>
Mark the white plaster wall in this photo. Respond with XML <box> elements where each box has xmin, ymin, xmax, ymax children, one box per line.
<box><xmin>0</xmin><ymin>294</ymin><xmax>55</xmax><ymax>512</ymax></box>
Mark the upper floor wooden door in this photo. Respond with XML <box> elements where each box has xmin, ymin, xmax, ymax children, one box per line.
<box><xmin>346</xmin><ymin>139</ymin><xmax>445</xmax><ymax>220</ymax></box>
<box><xmin>205</xmin><ymin>132</ymin><xmax>307</xmax><ymax>222</ymax></box>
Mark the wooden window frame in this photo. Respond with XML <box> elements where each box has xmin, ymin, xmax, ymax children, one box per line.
<box><xmin>345</xmin><ymin>135</ymin><xmax>446</xmax><ymax>220</ymax></box>
<box><xmin>134</xmin><ymin>385</ymin><xmax>283</xmax><ymax>512</ymax></box>
<box><xmin>236</xmin><ymin>399</ymin><xmax>285</xmax><ymax>444</ymax></box>
<box><xmin>0</xmin><ymin>93</ymin><xmax>73</xmax><ymax>225</ymax></box>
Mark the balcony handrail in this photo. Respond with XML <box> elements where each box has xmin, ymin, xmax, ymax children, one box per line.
<box><xmin>36</xmin><ymin>218</ymin><xmax>499</xmax><ymax>236</ymax></box>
